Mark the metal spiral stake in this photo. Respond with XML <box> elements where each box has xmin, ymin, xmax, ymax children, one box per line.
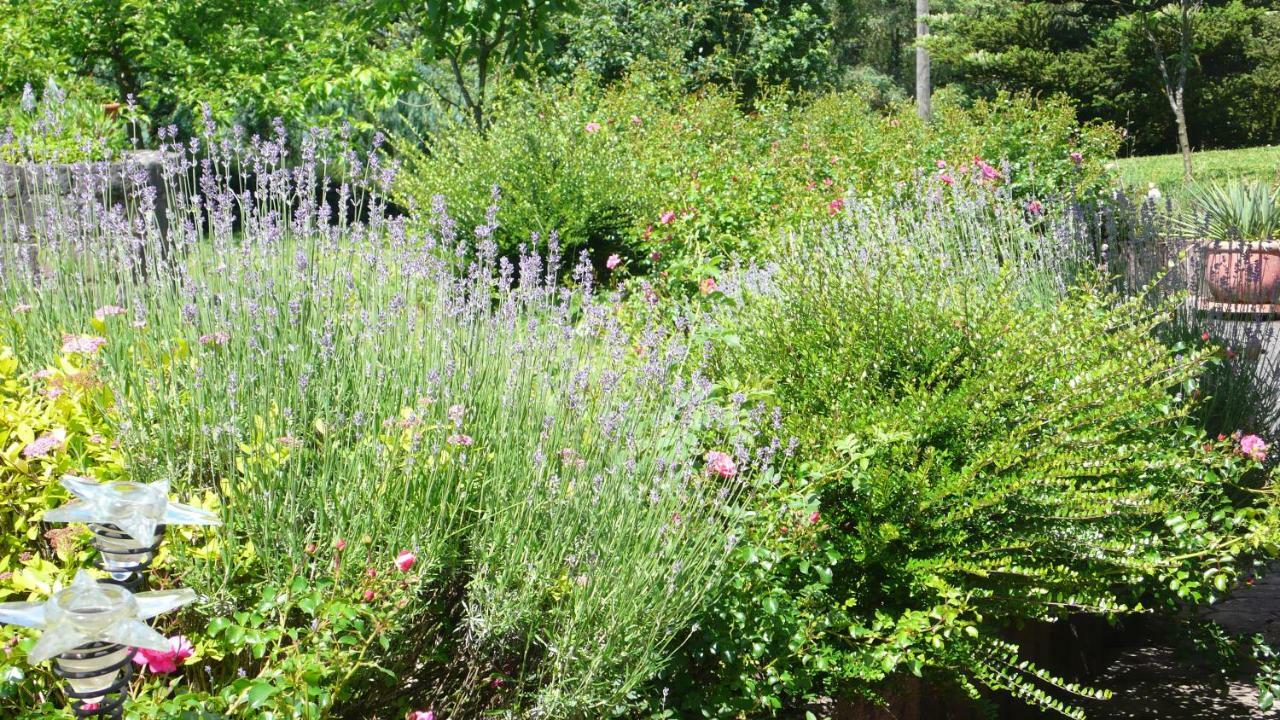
<box><xmin>56</xmin><ymin>641</ymin><xmax>136</xmax><ymax>719</ymax></box>
<box><xmin>45</xmin><ymin>475</ymin><xmax>221</xmax><ymax>591</ymax></box>
<box><xmin>0</xmin><ymin>572</ymin><xmax>195</xmax><ymax>719</ymax></box>
<box><xmin>87</xmin><ymin>523</ymin><xmax>165</xmax><ymax>593</ymax></box>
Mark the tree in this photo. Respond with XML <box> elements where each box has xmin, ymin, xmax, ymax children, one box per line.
<box><xmin>916</xmin><ymin>0</ymin><xmax>931</xmax><ymax>119</ymax></box>
<box><xmin>1127</xmin><ymin>0</ymin><xmax>1201</xmax><ymax>179</ymax></box>
<box><xmin>388</xmin><ymin>0</ymin><xmax>580</xmax><ymax>130</ymax></box>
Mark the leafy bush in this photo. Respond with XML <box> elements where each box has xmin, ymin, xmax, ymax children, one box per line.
<box><xmin>0</xmin><ymin>341</ymin><xmax>130</xmax><ymax>711</ymax></box>
<box><xmin>392</xmin><ymin>72</ymin><xmax>1120</xmax><ymax>284</ymax></box>
<box><xmin>660</xmin><ymin>188</ymin><xmax>1280</xmax><ymax>717</ymax></box>
<box><xmin>0</xmin><ymin>123</ymin><xmax>772</xmax><ymax>717</ymax></box>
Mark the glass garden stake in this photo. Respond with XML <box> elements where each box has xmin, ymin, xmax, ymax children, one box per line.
<box><xmin>0</xmin><ymin>570</ymin><xmax>196</xmax><ymax>719</ymax></box>
<box><xmin>44</xmin><ymin>475</ymin><xmax>221</xmax><ymax>591</ymax></box>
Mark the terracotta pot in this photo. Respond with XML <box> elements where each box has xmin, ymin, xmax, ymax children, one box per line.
<box><xmin>1201</xmin><ymin>241</ymin><xmax>1280</xmax><ymax>305</ymax></box>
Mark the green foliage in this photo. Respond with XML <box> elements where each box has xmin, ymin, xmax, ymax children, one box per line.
<box><xmin>392</xmin><ymin>73</ymin><xmax>1118</xmax><ymax>284</ymax></box>
<box><xmin>0</xmin><ymin>344</ymin><xmax>124</xmax><ymax>604</ymax></box>
<box><xmin>664</xmin><ymin>190</ymin><xmax>1280</xmax><ymax>716</ymax></box>
<box><xmin>549</xmin><ymin>0</ymin><xmax>832</xmax><ymax>99</ymax></box>
<box><xmin>0</xmin><ymin>0</ymin><xmax>419</xmax><ymax>136</ymax></box>
<box><xmin>1114</xmin><ymin>145</ymin><xmax>1280</xmax><ymax>201</ymax></box>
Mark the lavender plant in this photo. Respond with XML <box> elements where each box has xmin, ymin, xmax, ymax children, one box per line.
<box><xmin>0</xmin><ymin>119</ymin><xmax>773</xmax><ymax>715</ymax></box>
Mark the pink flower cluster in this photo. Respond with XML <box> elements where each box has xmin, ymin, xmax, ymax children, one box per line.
<box><xmin>93</xmin><ymin>305</ymin><xmax>127</xmax><ymax>321</ymax></box>
<box><xmin>199</xmin><ymin>331</ymin><xmax>231</xmax><ymax>346</ymax></box>
<box><xmin>133</xmin><ymin>635</ymin><xmax>194</xmax><ymax>674</ymax></box>
<box><xmin>704</xmin><ymin>450</ymin><xmax>737</xmax><ymax>479</ymax></box>
<box><xmin>22</xmin><ymin>429</ymin><xmax>66</xmax><ymax>459</ymax></box>
<box><xmin>61</xmin><ymin>334</ymin><xmax>107</xmax><ymax>355</ymax></box>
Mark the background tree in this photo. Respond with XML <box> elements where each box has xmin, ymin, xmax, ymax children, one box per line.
<box><xmin>1125</xmin><ymin>0</ymin><xmax>1203</xmax><ymax>178</ymax></box>
<box><xmin>379</xmin><ymin>0</ymin><xmax>579</xmax><ymax>130</ymax></box>
<box><xmin>916</xmin><ymin>0</ymin><xmax>931</xmax><ymax>118</ymax></box>
<box><xmin>929</xmin><ymin>0</ymin><xmax>1280</xmax><ymax>155</ymax></box>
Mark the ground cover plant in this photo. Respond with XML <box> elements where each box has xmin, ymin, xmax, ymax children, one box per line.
<box><xmin>0</xmin><ymin>121</ymin><xmax>776</xmax><ymax>718</ymax></box>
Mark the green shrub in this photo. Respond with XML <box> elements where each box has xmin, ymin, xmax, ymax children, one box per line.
<box><xmin>660</xmin><ymin>189</ymin><xmax>1280</xmax><ymax>717</ymax></box>
<box><xmin>392</xmin><ymin>72</ymin><xmax>1120</xmax><ymax>285</ymax></box>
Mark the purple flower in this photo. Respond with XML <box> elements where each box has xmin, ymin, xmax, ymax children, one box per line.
<box><xmin>447</xmin><ymin>433</ymin><xmax>473</xmax><ymax>446</ymax></box>
<box><xmin>448</xmin><ymin>404</ymin><xmax>466</xmax><ymax>423</ymax></box>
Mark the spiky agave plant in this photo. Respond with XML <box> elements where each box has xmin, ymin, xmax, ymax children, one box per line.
<box><xmin>1175</xmin><ymin>181</ymin><xmax>1280</xmax><ymax>243</ymax></box>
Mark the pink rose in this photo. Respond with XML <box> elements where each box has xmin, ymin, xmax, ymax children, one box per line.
<box><xmin>1025</xmin><ymin>200</ymin><xmax>1044</xmax><ymax>215</ymax></box>
<box><xmin>939</xmin><ymin>172</ymin><xmax>954</xmax><ymax>186</ymax></box>
<box><xmin>827</xmin><ymin>198</ymin><xmax>845</xmax><ymax>216</ymax></box>
<box><xmin>1240</xmin><ymin>434</ymin><xmax>1268</xmax><ymax>462</ymax></box>
<box><xmin>133</xmin><ymin>635</ymin><xmax>193</xmax><ymax>674</ymax></box>
<box><xmin>1070</xmin><ymin>151</ymin><xmax>1084</xmax><ymax>165</ymax></box>
<box><xmin>659</xmin><ymin>210</ymin><xmax>676</xmax><ymax>225</ymax></box>
<box><xmin>409</xmin><ymin>712</ymin><xmax>435</xmax><ymax>720</ymax></box>
<box><xmin>704</xmin><ymin>450</ymin><xmax>737</xmax><ymax>479</ymax></box>
<box><xmin>448</xmin><ymin>433</ymin><xmax>474</xmax><ymax>446</ymax></box>
<box><xmin>395</xmin><ymin>550</ymin><xmax>416</xmax><ymax>572</ymax></box>
<box><xmin>699</xmin><ymin>277</ymin><xmax>718</xmax><ymax>295</ymax></box>
<box><xmin>584</xmin><ymin>122</ymin><xmax>601</xmax><ymax>134</ymax></box>
<box><xmin>606</xmin><ymin>254</ymin><xmax>622</xmax><ymax>270</ymax></box>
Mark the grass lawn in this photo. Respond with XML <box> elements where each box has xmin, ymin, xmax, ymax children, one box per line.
<box><xmin>1114</xmin><ymin>145</ymin><xmax>1280</xmax><ymax>191</ymax></box>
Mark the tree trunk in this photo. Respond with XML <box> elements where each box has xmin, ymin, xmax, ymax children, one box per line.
<box><xmin>1172</xmin><ymin>89</ymin><xmax>1193</xmax><ymax>181</ymax></box>
<box><xmin>915</xmin><ymin>0</ymin><xmax>931</xmax><ymax>121</ymax></box>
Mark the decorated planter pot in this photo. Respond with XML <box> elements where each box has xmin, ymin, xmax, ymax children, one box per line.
<box><xmin>1201</xmin><ymin>241</ymin><xmax>1280</xmax><ymax>305</ymax></box>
